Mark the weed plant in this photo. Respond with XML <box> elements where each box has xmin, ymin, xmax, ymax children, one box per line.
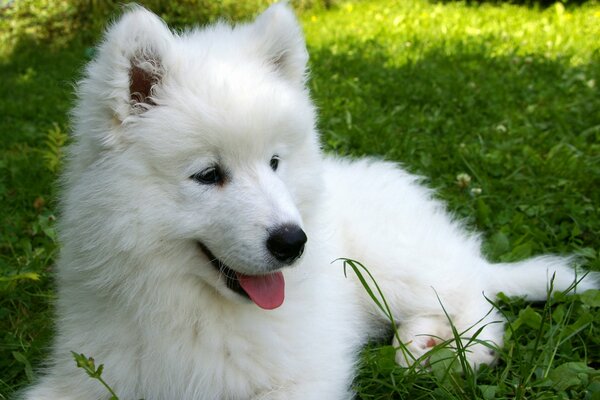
<box><xmin>1</xmin><ymin>0</ymin><xmax>599</xmax><ymax>398</ymax></box>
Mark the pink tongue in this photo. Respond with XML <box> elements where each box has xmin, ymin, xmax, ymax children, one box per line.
<box><xmin>237</xmin><ymin>271</ymin><xmax>285</xmax><ymax>310</ymax></box>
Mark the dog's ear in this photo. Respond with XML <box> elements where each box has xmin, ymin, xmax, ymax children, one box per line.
<box><xmin>251</xmin><ymin>3</ymin><xmax>309</xmax><ymax>85</ymax></box>
<box><xmin>79</xmin><ymin>5</ymin><xmax>173</xmax><ymax>128</ymax></box>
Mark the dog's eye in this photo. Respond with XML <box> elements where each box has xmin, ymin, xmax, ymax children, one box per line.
<box><xmin>270</xmin><ymin>155</ymin><xmax>280</xmax><ymax>171</ymax></box>
<box><xmin>190</xmin><ymin>167</ymin><xmax>223</xmax><ymax>185</ymax></box>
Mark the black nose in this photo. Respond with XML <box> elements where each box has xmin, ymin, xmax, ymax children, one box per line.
<box><xmin>267</xmin><ymin>224</ymin><xmax>307</xmax><ymax>264</ymax></box>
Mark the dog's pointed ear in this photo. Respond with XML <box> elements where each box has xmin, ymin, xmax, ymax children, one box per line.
<box><xmin>251</xmin><ymin>3</ymin><xmax>309</xmax><ymax>85</ymax></box>
<box><xmin>81</xmin><ymin>6</ymin><xmax>173</xmax><ymax>124</ymax></box>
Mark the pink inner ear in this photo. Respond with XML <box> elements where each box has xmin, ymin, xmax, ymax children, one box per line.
<box><xmin>130</xmin><ymin>64</ymin><xmax>157</xmax><ymax>106</ymax></box>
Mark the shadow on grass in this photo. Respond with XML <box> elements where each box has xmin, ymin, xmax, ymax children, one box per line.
<box><xmin>0</xmin><ymin>34</ymin><xmax>89</xmax><ymax>397</ymax></box>
<box><xmin>309</xmin><ymin>42</ymin><xmax>599</xmax><ymax>233</ymax></box>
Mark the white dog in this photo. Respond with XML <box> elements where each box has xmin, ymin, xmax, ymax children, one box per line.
<box><xmin>23</xmin><ymin>4</ymin><xmax>598</xmax><ymax>399</ymax></box>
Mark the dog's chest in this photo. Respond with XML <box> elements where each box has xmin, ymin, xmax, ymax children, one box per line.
<box><xmin>140</xmin><ymin>273</ymin><xmax>360</xmax><ymax>398</ymax></box>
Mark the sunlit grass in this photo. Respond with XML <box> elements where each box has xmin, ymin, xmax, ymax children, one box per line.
<box><xmin>306</xmin><ymin>1</ymin><xmax>600</xmax><ymax>64</ymax></box>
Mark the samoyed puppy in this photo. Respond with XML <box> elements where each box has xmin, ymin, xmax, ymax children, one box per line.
<box><xmin>23</xmin><ymin>3</ymin><xmax>597</xmax><ymax>400</ymax></box>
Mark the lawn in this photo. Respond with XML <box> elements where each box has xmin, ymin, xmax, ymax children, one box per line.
<box><xmin>1</xmin><ymin>0</ymin><xmax>599</xmax><ymax>398</ymax></box>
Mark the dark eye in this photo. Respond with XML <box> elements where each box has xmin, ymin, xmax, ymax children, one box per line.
<box><xmin>270</xmin><ymin>155</ymin><xmax>280</xmax><ymax>171</ymax></box>
<box><xmin>190</xmin><ymin>166</ymin><xmax>223</xmax><ymax>185</ymax></box>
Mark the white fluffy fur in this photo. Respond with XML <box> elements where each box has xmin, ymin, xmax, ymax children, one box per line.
<box><xmin>23</xmin><ymin>4</ymin><xmax>598</xmax><ymax>400</ymax></box>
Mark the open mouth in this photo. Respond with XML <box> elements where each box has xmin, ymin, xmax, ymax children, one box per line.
<box><xmin>197</xmin><ymin>242</ymin><xmax>285</xmax><ymax>310</ymax></box>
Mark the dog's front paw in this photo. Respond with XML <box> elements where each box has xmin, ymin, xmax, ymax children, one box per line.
<box><xmin>392</xmin><ymin>315</ymin><xmax>502</xmax><ymax>371</ymax></box>
<box><xmin>392</xmin><ymin>316</ymin><xmax>451</xmax><ymax>368</ymax></box>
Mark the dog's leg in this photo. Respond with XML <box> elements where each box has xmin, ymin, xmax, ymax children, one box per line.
<box><xmin>19</xmin><ymin>378</ymin><xmax>106</xmax><ymax>400</ymax></box>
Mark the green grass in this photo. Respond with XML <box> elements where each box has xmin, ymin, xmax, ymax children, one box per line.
<box><xmin>1</xmin><ymin>0</ymin><xmax>599</xmax><ymax>398</ymax></box>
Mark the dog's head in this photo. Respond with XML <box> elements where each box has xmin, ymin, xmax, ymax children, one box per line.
<box><xmin>67</xmin><ymin>4</ymin><xmax>322</xmax><ymax>309</ymax></box>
